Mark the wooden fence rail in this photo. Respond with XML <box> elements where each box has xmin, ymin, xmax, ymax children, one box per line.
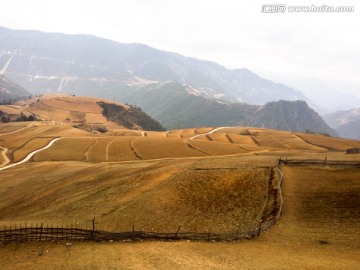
<box><xmin>283</xmin><ymin>159</ymin><xmax>360</xmax><ymax>167</ymax></box>
<box><xmin>0</xmin><ymin>226</ymin><xmax>261</xmax><ymax>244</ymax></box>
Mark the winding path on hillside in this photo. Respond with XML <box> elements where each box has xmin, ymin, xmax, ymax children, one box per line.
<box><xmin>0</xmin><ymin>122</ymin><xmax>35</xmax><ymax>137</ymax></box>
<box><xmin>0</xmin><ymin>137</ymin><xmax>61</xmax><ymax>171</ymax></box>
<box><xmin>0</xmin><ymin>147</ymin><xmax>10</xmax><ymax>167</ymax></box>
<box><xmin>0</xmin><ymin>122</ymin><xmax>37</xmax><ymax>168</ymax></box>
<box><xmin>189</xmin><ymin>127</ymin><xmax>230</xmax><ymax>140</ymax></box>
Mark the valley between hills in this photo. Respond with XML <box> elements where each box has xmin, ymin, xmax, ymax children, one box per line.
<box><xmin>0</xmin><ymin>94</ymin><xmax>359</xmax><ymax>269</ymax></box>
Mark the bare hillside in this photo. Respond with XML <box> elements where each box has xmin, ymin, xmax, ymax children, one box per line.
<box><xmin>2</xmin><ymin>94</ymin><xmax>164</xmax><ymax>132</ymax></box>
<box><xmin>0</xmin><ymin>121</ymin><xmax>359</xmax><ymax>269</ymax></box>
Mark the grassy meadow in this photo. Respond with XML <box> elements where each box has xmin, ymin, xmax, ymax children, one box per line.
<box><xmin>0</xmin><ymin>118</ymin><xmax>359</xmax><ymax>269</ymax></box>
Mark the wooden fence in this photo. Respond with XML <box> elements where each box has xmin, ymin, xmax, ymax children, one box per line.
<box><xmin>346</xmin><ymin>148</ymin><xmax>360</xmax><ymax>154</ymax></box>
<box><xmin>258</xmin><ymin>164</ymin><xmax>284</xmax><ymax>233</ymax></box>
<box><xmin>282</xmin><ymin>159</ymin><xmax>360</xmax><ymax>167</ymax></box>
<box><xmin>0</xmin><ymin>224</ymin><xmax>261</xmax><ymax>244</ymax></box>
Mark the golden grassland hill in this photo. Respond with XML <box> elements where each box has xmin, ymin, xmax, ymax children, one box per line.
<box><xmin>0</xmin><ymin>124</ymin><xmax>359</xmax><ymax>232</ymax></box>
<box><xmin>0</xmin><ymin>122</ymin><xmax>360</xmax><ymax>269</ymax></box>
<box><xmin>1</xmin><ymin>94</ymin><xmax>165</xmax><ymax>132</ymax></box>
<box><xmin>0</xmin><ymin>156</ymin><xmax>274</xmax><ymax>233</ymax></box>
<box><xmin>1</xmin><ymin>123</ymin><xmax>360</xmax><ymax>165</ymax></box>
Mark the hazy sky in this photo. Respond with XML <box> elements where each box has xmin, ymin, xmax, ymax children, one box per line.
<box><xmin>1</xmin><ymin>0</ymin><xmax>360</xmax><ymax>100</ymax></box>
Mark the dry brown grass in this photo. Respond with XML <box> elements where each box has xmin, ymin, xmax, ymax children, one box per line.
<box><xmin>214</xmin><ymin>127</ymin><xmax>251</xmax><ymax>135</ymax></box>
<box><xmin>43</xmin><ymin>97</ymin><xmax>103</xmax><ymax>114</ymax></box>
<box><xmin>0</xmin><ymin>122</ymin><xmax>28</xmax><ymax>134</ymax></box>
<box><xmin>296</xmin><ymin>132</ymin><xmax>360</xmax><ymax>151</ymax></box>
<box><xmin>28</xmin><ymin>100</ymin><xmax>106</xmax><ymax>124</ymax></box>
<box><xmin>23</xmin><ymin>94</ymin><xmax>129</xmax><ymax>128</ymax></box>
<box><xmin>0</xmin><ymin>156</ymin><xmax>272</xmax><ymax>232</ymax></box>
<box><xmin>187</xmin><ymin>139</ymin><xmax>248</xmax><ymax>155</ymax></box>
<box><xmin>273</xmin><ymin>133</ymin><xmax>327</xmax><ymax>151</ymax></box>
<box><xmin>279</xmin><ymin>166</ymin><xmax>360</xmax><ymax>246</ymax></box>
<box><xmin>13</xmin><ymin>137</ymin><xmax>55</xmax><ymax>162</ymax></box>
<box><xmin>33</xmin><ymin>138</ymin><xmax>97</xmax><ymax>162</ymax></box>
<box><xmin>206</xmin><ymin>133</ymin><xmax>231</xmax><ymax>143</ymax></box>
<box><xmin>250</xmin><ymin>135</ymin><xmax>293</xmax><ymax>149</ymax></box>
<box><xmin>169</xmin><ymin>128</ymin><xmax>197</xmax><ymax>139</ymax></box>
<box><xmin>2</xmin><ymin>124</ymin><xmax>360</xmax><ymax>164</ymax></box>
<box><xmin>132</xmin><ymin>137</ymin><xmax>207</xmax><ymax>159</ymax></box>
<box><xmin>1</xmin><ymin>122</ymin><xmax>360</xmax><ymax>269</ymax></box>
<box><xmin>0</xmin><ymin>238</ymin><xmax>358</xmax><ymax>270</ymax></box>
<box><xmin>194</xmin><ymin>127</ymin><xmax>214</xmax><ymax>134</ymax></box>
<box><xmin>0</xmin><ymin>105</ymin><xmax>22</xmax><ymax>114</ymax></box>
<box><xmin>106</xmin><ymin>136</ymin><xmax>140</xmax><ymax>161</ymax></box>
<box><xmin>225</xmin><ymin>134</ymin><xmax>262</xmax><ymax>150</ymax></box>
<box><xmin>165</xmin><ymin>131</ymin><xmax>183</xmax><ymax>138</ymax></box>
<box><xmin>84</xmin><ymin>137</ymin><xmax>116</xmax><ymax>162</ymax></box>
<box><xmin>110</xmin><ymin>129</ymin><xmax>142</xmax><ymax>136</ymax></box>
<box><xmin>0</xmin><ymin>156</ymin><xmax>359</xmax><ymax>269</ymax></box>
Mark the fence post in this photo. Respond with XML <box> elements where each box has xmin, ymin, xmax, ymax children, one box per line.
<box><xmin>75</xmin><ymin>221</ymin><xmax>77</xmax><ymax>241</ymax></box>
<box><xmin>49</xmin><ymin>224</ymin><xmax>53</xmax><ymax>242</ymax></box>
<box><xmin>324</xmin><ymin>156</ymin><xmax>327</xmax><ymax>166</ymax></box>
<box><xmin>175</xmin><ymin>225</ymin><xmax>181</xmax><ymax>238</ymax></box>
<box><xmin>19</xmin><ymin>223</ymin><xmax>22</xmax><ymax>243</ymax></box>
<box><xmin>35</xmin><ymin>223</ymin><xmax>38</xmax><ymax>240</ymax></box>
<box><xmin>25</xmin><ymin>223</ymin><xmax>28</xmax><ymax>242</ymax></box>
<box><xmin>91</xmin><ymin>217</ymin><xmax>96</xmax><ymax>240</ymax></box>
<box><xmin>31</xmin><ymin>223</ymin><xmax>33</xmax><ymax>242</ymax></box>
<box><xmin>39</xmin><ymin>223</ymin><xmax>43</xmax><ymax>241</ymax></box>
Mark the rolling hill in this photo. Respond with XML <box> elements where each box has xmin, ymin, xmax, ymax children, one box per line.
<box><xmin>1</xmin><ymin>102</ymin><xmax>359</xmax><ymax>268</ymax></box>
<box><xmin>0</xmin><ymin>26</ymin><xmax>359</xmax><ymax>270</ymax></box>
<box><xmin>0</xmin><ymin>94</ymin><xmax>164</xmax><ymax>131</ymax></box>
<box><xmin>110</xmin><ymin>81</ymin><xmax>336</xmax><ymax>134</ymax></box>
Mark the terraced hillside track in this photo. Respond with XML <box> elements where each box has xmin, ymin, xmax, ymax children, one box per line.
<box><xmin>0</xmin><ymin>122</ymin><xmax>35</xmax><ymax>137</ymax></box>
<box><xmin>12</xmin><ymin>137</ymin><xmax>57</xmax><ymax>163</ymax></box>
<box><xmin>189</xmin><ymin>127</ymin><xmax>229</xmax><ymax>139</ymax></box>
<box><xmin>0</xmin><ymin>137</ymin><xmax>61</xmax><ymax>171</ymax></box>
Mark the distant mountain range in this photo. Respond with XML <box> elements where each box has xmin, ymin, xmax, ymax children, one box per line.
<box><xmin>0</xmin><ymin>74</ymin><xmax>30</xmax><ymax>101</ymax></box>
<box><xmin>0</xmin><ymin>26</ymin><xmax>338</xmax><ymax>135</ymax></box>
<box><xmin>323</xmin><ymin>108</ymin><xmax>360</xmax><ymax>140</ymax></box>
<box><xmin>93</xmin><ymin>80</ymin><xmax>336</xmax><ymax>135</ymax></box>
<box><xmin>0</xmin><ymin>26</ymin><xmax>306</xmax><ymax>105</ymax></box>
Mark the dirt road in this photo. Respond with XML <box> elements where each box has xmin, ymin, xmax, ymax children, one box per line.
<box><xmin>0</xmin><ymin>147</ymin><xmax>10</xmax><ymax>167</ymax></box>
<box><xmin>0</xmin><ymin>137</ymin><xmax>61</xmax><ymax>171</ymax></box>
<box><xmin>189</xmin><ymin>127</ymin><xmax>230</xmax><ymax>139</ymax></box>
